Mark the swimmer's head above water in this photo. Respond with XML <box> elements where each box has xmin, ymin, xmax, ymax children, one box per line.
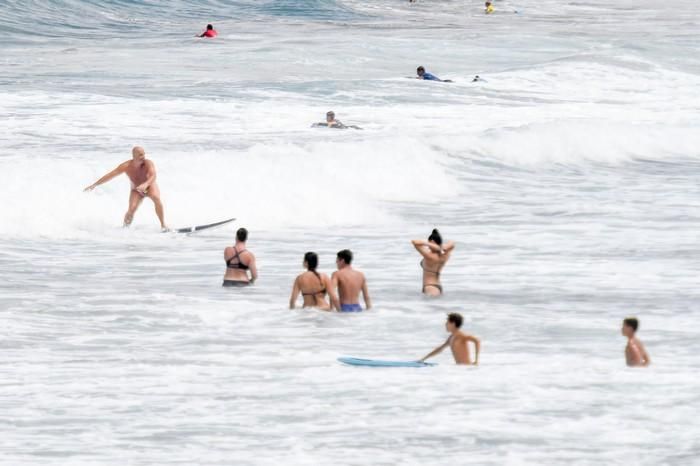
<box><xmin>622</xmin><ymin>317</ymin><xmax>639</xmax><ymax>337</ymax></box>
<box><xmin>206</xmin><ymin>24</ymin><xmax>214</xmax><ymax>31</ymax></box>
<box><xmin>326</xmin><ymin>111</ymin><xmax>336</xmax><ymax>122</ymax></box>
<box><xmin>132</xmin><ymin>146</ymin><xmax>146</xmax><ymax>165</ymax></box>
<box><xmin>336</xmin><ymin>249</ymin><xmax>353</xmax><ymax>268</ymax></box>
<box><xmin>446</xmin><ymin>313</ymin><xmax>463</xmax><ymax>331</ymax></box>
<box><xmin>304</xmin><ymin>251</ymin><xmax>319</xmax><ymax>271</ymax></box>
<box><xmin>236</xmin><ymin>227</ymin><xmax>248</xmax><ymax>243</ymax></box>
<box><xmin>417</xmin><ymin>66</ymin><xmax>426</xmax><ymax>77</ymax></box>
<box><xmin>428</xmin><ymin>228</ymin><xmax>443</xmax><ymax>246</ymax></box>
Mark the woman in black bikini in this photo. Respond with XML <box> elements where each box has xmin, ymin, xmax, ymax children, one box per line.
<box><xmin>411</xmin><ymin>229</ymin><xmax>455</xmax><ymax>297</ymax></box>
<box><xmin>289</xmin><ymin>252</ymin><xmax>336</xmax><ymax>310</ymax></box>
<box><xmin>222</xmin><ymin>228</ymin><xmax>258</xmax><ymax>287</ymax></box>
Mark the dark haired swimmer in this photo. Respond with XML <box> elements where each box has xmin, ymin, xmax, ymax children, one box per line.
<box><xmin>84</xmin><ymin>146</ymin><xmax>167</xmax><ymax>230</ymax></box>
<box><xmin>412</xmin><ymin>229</ymin><xmax>454</xmax><ymax>297</ymax></box>
<box><xmin>199</xmin><ymin>24</ymin><xmax>218</xmax><ymax>38</ymax></box>
<box><xmin>312</xmin><ymin>111</ymin><xmax>362</xmax><ymax>130</ymax></box>
<box><xmin>416</xmin><ymin>66</ymin><xmax>452</xmax><ymax>82</ymax></box>
<box><xmin>331</xmin><ymin>249</ymin><xmax>371</xmax><ymax>312</ymax></box>
<box><xmin>622</xmin><ymin>317</ymin><xmax>650</xmax><ymax>367</ymax></box>
<box><xmin>222</xmin><ymin>228</ymin><xmax>258</xmax><ymax>287</ymax></box>
<box><xmin>289</xmin><ymin>252</ymin><xmax>337</xmax><ymax>310</ymax></box>
<box><xmin>420</xmin><ymin>313</ymin><xmax>481</xmax><ymax>365</ymax></box>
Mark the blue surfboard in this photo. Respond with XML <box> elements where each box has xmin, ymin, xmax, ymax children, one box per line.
<box><xmin>338</xmin><ymin>357</ymin><xmax>436</xmax><ymax>368</ymax></box>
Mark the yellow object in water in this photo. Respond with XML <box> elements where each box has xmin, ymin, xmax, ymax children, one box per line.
<box><xmin>486</xmin><ymin>4</ymin><xmax>495</xmax><ymax>14</ymax></box>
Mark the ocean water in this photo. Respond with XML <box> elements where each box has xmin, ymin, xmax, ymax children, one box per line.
<box><xmin>1</xmin><ymin>0</ymin><xmax>700</xmax><ymax>464</ymax></box>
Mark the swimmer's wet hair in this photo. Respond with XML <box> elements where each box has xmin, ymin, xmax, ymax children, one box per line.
<box><xmin>623</xmin><ymin>317</ymin><xmax>639</xmax><ymax>332</ymax></box>
<box><xmin>428</xmin><ymin>228</ymin><xmax>443</xmax><ymax>245</ymax></box>
<box><xmin>417</xmin><ymin>66</ymin><xmax>425</xmax><ymax>72</ymax></box>
<box><xmin>304</xmin><ymin>252</ymin><xmax>319</xmax><ymax>271</ymax></box>
<box><xmin>236</xmin><ymin>228</ymin><xmax>248</xmax><ymax>242</ymax></box>
<box><xmin>337</xmin><ymin>249</ymin><xmax>353</xmax><ymax>265</ymax></box>
<box><xmin>448</xmin><ymin>313</ymin><xmax>463</xmax><ymax>328</ymax></box>
<box><xmin>207</xmin><ymin>24</ymin><xmax>214</xmax><ymax>30</ymax></box>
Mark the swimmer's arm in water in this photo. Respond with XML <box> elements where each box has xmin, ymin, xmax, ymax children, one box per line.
<box><xmin>361</xmin><ymin>273</ymin><xmax>372</xmax><ymax>310</ymax></box>
<box><xmin>289</xmin><ymin>277</ymin><xmax>301</xmax><ymax>309</ymax></box>
<box><xmin>420</xmin><ymin>337</ymin><xmax>450</xmax><ymax>362</ymax></box>
<box><xmin>639</xmin><ymin>342</ymin><xmax>650</xmax><ymax>366</ymax></box>
<box><xmin>135</xmin><ymin>160</ymin><xmax>157</xmax><ymax>194</ymax></box>
<box><xmin>248</xmin><ymin>253</ymin><xmax>258</xmax><ymax>284</ymax></box>
<box><xmin>325</xmin><ymin>275</ymin><xmax>339</xmax><ymax>311</ymax></box>
<box><xmin>466</xmin><ymin>334</ymin><xmax>481</xmax><ymax>365</ymax></box>
<box><xmin>330</xmin><ymin>272</ymin><xmax>341</xmax><ymax>310</ymax></box>
<box><xmin>84</xmin><ymin>161</ymin><xmax>129</xmax><ymax>191</ymax></box>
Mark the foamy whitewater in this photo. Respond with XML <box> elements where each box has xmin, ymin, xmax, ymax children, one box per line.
<box><xmin>1</xmin><ymin>0</ymin><xmax>700</xmax><ymax>464</ymax></box>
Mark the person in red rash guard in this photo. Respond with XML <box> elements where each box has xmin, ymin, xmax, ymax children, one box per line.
<box><xmin>199</xmin><ymin>24</ymin><xmax>217</xmax><ymax>38</ymax></box>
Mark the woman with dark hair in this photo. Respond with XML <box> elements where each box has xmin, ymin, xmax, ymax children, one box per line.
<box><xmin>411</xmin><ymin>229</ymin><xmax>455</xmax><ymax>296</ymax></box>
<box><xmin>222</xmin><ymin>227</ymin><xmax>258</xmax><ymax>287</ymax></box>
<box><xmin>289</xmin><ymin>252</ymin><xmax>336</xmax><ymax>310</ymax></box>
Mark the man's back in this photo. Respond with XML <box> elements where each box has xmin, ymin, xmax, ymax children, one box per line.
<box><xmin>335</xmin><ymin>267</ymin><xmax>365</xmax><ymax>304</ymax></box>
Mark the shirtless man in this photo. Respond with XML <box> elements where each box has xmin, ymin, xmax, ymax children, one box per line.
<box><xmin>420</xmin><ymin>313</ymin><xmax>481</xmax><ymax>365</ymax></box>
<box><xmin>622</xmin><ymin>317</ymin><xmax>650</xmax><ymax>367</ymax></box>
<box><xmin>84</xmin><ymin>146</ymin><xmax>167</xmax><ymax>230</ymax></box>
<box><xmin>331</xmin><ymin>249</ymin><xmax>371</xmax><ymax>312</ymax></box>
<box><xmin>311</xmin><ymin>111</ymin><xmax>362</xmax><ymax>130</ymax></box>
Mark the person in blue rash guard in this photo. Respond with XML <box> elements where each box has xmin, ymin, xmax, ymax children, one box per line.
<box><xmin>416</xmin><ymin>66</ymin><xmax>450</xmax><ymax>82</ymax></box>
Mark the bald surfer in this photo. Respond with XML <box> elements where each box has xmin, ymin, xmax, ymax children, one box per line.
<box><xmin>84</xmin><ymin>146</ymin><xmax>167</xmax><ymax>230</ymax></box>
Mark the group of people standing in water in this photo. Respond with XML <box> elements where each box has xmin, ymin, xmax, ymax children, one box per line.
<box><xmin>221</xmin><ymin>226</ymin><xmax>452</xmax><ymax>311</ymax></box>
<box><xmin>84</xmin><ymin>146</ymin><xmax>651</xmax><ymax>367</ymax></box>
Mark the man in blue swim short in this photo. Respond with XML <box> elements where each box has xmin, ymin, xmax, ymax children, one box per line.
<box><xmin>331</xmin><ymin>249</ymin><xmax>371</xmax><ymax>311</ymax></box>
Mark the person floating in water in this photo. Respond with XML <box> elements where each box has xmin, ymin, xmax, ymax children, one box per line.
<box><xmin>84</xmin><ymin>146</ymin><xmax>167</xmax><ymax>230</ymax></box>
<box><xmin>312</xmin><ymin>111</ymin><xmax>362</xmax><ymax>129</ymax></box>
<box><xmin>416</xmin><ymin>66</ymin><xmax>451</xmax><ymax>82</ymax></box>
<box><xmin>331</xmin><ymin>249</ymin><xmax>371</xmax><ymax>312</ymax></box>
<box><xmin>622</xmin><ymin>317</ymin><xmax>650</xmax><ymax>367</ymax></box>
<box><xmin>289</xmin><ymin>252</ymin><xmax>337</xmax><ymax>311</ymax></box>
<box><xmin>421</xmin><ymin>313</ymin><xmax>481</xmax><ymax>365</ymax></box>
<box><xmin>485</xmin><ymin>1</ymin><xmax>495</xmax><ymax>14</ymax></box>
<box><xmin>412</xmin><ymin>229</ymin><xmax>455</xmax><ymax>297</ymax></box>
<box><xmin>222</xmin><ymin>228</ymin><xmax>258</xmax><ymax>287</ymax></box>
<box><xmin>199</xmin><ymin>24</ymin><xmax>218</xmax><ymax>38</ymax></box>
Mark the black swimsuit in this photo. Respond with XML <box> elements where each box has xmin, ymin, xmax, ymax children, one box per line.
<box><xmin>223</xmin><ymin>247</ymin><xmax>250</xmax><ymax>287</ymax></box>
<box><xmin>226</xmin><ymin>248</ymin><xmax>249</xmax><ymax>270</ymax></box>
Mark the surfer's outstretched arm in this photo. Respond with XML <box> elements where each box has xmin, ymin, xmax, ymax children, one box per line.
<box><xmin>420</xmin><ymin>338</ymin><xmax>450</xmax><ymax>362</ymax></box>
<box><xmin>84</xmin><ymin>161</ymin><xmax>128</xmax><ymax>191</ymax></box>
